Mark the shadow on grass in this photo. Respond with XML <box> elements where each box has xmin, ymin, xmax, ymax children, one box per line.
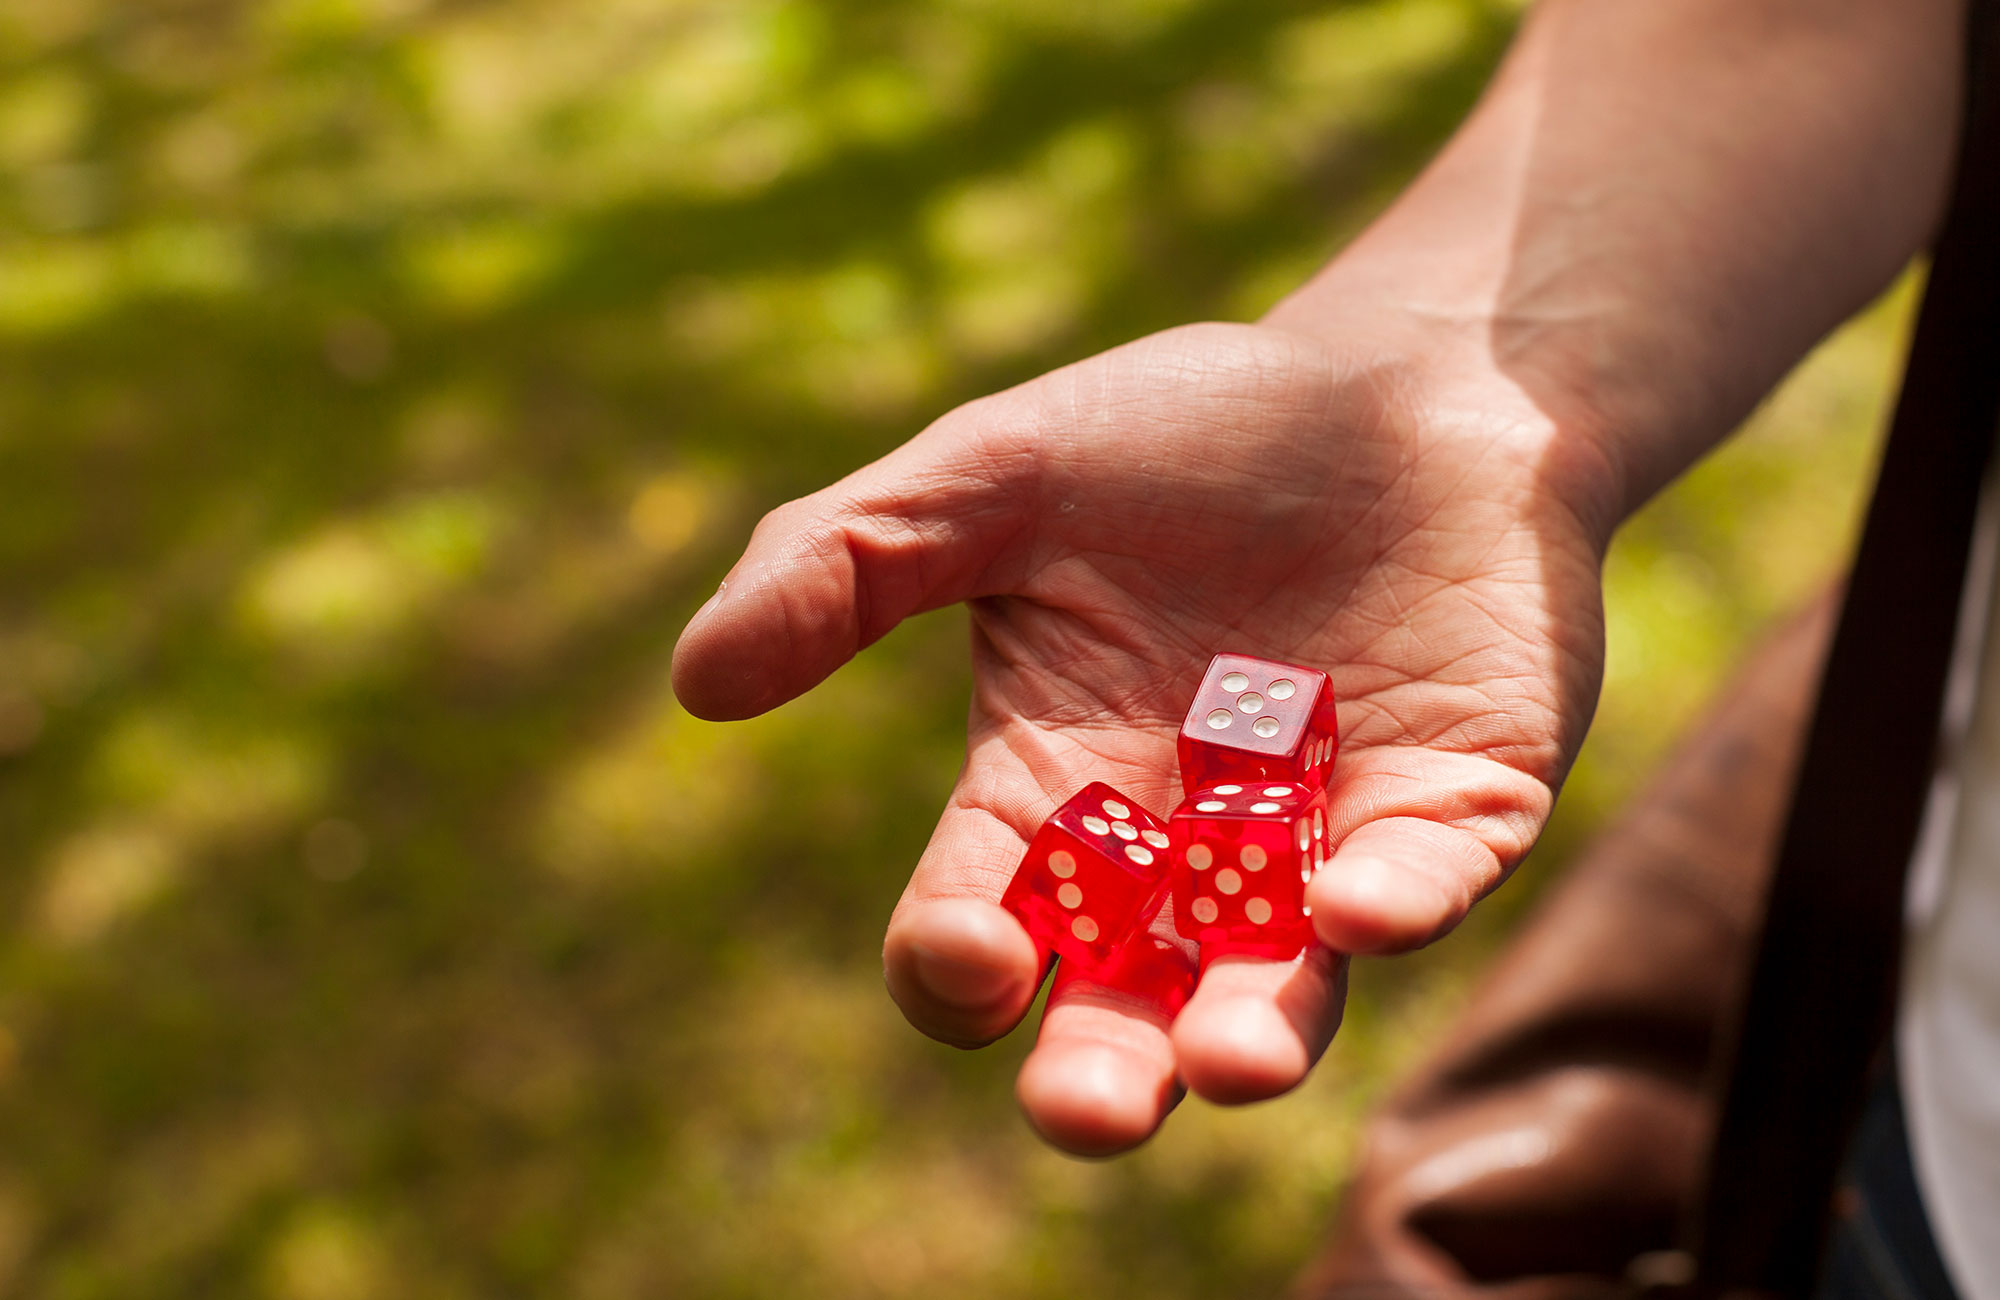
<box><xmin>0</xmin><ymin>2</ymin><xmax>1514</xmax><ymax>1294</ymax></box>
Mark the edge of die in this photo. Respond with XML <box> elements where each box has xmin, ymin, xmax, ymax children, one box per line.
<box><xmin>1171</xmin><ymin>781</ymin><xmax>1323</xmax><ymax>815</ymax></box>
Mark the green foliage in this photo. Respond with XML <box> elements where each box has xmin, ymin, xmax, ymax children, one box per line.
<box><xmin>0</xmin><ymin>0</ymin><xmax>1905</xmax><ymax>1295</ymax></box>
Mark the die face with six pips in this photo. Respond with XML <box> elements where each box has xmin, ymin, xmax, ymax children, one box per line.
<box><xmin>1169</xmin><ymin>781</ymin><xmax>1329</xmax><ymax>958</ymax></box>
<box><xmin>1176</xmin><ymin>653</ymin><xmax>1339</xmax><ymax>796</ymax></box>
<box><xmin>1000</xmin><ymin>782</ymin><xmax>1173</xmax><ymax>968</ymax></box>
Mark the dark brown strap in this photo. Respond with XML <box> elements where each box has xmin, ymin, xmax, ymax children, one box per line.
<box><xmin>1691</xmin><ymin>5</ymin><xmax>2000</xmax><ymax>1292</ymax></box>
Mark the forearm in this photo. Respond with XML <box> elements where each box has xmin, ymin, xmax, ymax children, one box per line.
<box><xmin>1266</xmin><ymin>0</ymin><xmax>1964</xmax><ymax>520</ymax></box>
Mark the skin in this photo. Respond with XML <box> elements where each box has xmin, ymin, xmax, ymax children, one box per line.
<box><xmin>673</xmin><ymin>0</ymin><xmax>1965</xmax><ymax>1156</ymax></box>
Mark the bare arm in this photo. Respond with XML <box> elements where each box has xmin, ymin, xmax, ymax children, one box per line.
<box><xmin>1272</xmin><ymin>0</ymin><xmax>1963</xmax><ymax>512</ymax></box>
<box><xmin>673</xmin><ymin>0</ymin><xmax>1966</xmax><ymax>1155</ymax></box>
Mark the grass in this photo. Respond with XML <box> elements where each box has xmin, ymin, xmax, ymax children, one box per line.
<box><xmin>0</xmin><ymin>0</ymin><xmax>1909</xmax><ymax>1295</ymax></box>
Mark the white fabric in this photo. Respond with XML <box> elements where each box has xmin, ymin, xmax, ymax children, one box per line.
<box><xmin>1900</xmin><ymin>471</ymin><xmax>2000</xmax><ymax>1300</ymax></box>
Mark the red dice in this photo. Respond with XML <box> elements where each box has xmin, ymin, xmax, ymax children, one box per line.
<box><xmin>1001</xmin><ymin>654</ymin><xmax>1342</xmax><ymax>984</ymax></box>
<box><xmin>1170</xmin><ymin>781</ymin><xmax>1329</xmax><ymax>959</ymax></box>
<box><xmin>1000</xmin><ymin>782</ymin><xmax>1173</xmax><ymax>968</ymax></box>
<box><xmin>1177</xmin><ymin>653</ymin><xmax>1338</xmax><ymax>795</ymax></box>
<box><xmin>1051</xmin><ymin>921</ymin><xmax>1198</xmax><ymax>1019</ymax></box>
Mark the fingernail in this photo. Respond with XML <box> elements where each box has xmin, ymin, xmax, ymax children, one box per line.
<box><xmin>909</xmin><ymin>938</ymin><xmax>1024</xmax><ymax>1012</ymax></box>
<box><xmin>1327</xmin><ymin>857</ymin><xmax>1446</xmax><ymax>932</ymax></box>
<box><xmin>687</xmin><ymin>579</ymin><xmax>728</xmax><ymax>625</ymax></box>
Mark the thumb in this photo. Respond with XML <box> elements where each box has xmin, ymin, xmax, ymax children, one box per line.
<box><xmin>671</xmin><ymin>408</ymin><xmax>1041</xmax><ymax>720</ymax></box>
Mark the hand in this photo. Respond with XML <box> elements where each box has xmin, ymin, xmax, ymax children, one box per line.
<box><xmin>672</xmin><ymin>319</ymin><xmax>1617</xmax><ymax>1154</ymax></box>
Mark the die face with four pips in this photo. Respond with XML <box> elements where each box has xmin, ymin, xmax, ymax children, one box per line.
<box><xmin>1169</xmin><ymin>781</ymin><xmax>1330</xmax><ymax>959</ymax></box>
<box><xmin>1176</xmin><ymin>653</ymin><xmax>1339</xmax><ymax>796</ymax></box>
<box><xmin>1000</xmin><ymin>782</ymin><xmax>1173</xmax><ymax>968</ymax></box>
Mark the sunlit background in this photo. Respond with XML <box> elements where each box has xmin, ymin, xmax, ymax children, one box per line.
<box><xmin>0</xmin><ymin>0</ymin><xmax>1913</xmax><ymax>1295</ymax></box>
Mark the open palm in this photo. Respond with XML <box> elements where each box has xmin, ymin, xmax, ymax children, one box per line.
<box><xmin>673</xmin><ymin>321</ymin><xmax>1615</xmax><ymax>1154</ymax></box>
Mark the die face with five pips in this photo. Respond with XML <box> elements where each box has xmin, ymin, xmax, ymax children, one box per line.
<box><xmin>1177</xmin><ymin>653</ymin><xmax>1338</xmax><ymax>796</ymax></box>
<box><xmin>1000</xmin><ymin>782</ymin><xmax>1173</xmax><ymax>967</ymax></box>
<box><xmin>1170</xmin><ymin>781</ymin><xmax>1329</xmax><ymax>958</ymax></box>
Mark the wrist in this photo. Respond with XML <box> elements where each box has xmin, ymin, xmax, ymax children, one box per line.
<box><xmin>1256</xmin><ymin>292</ymin><xmax>1630</xmax><ymax>548</ymax></box>
<box><xmin>1255</xmin><ymin>0</ymin><xmax>1955</xmax><ymax>529</ymax></box>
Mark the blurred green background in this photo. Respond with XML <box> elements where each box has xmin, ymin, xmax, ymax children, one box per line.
<box><xmin>0</xmin><ymin>0</ymin><xmax>1914</xmax><ymax>1296</ymax></box>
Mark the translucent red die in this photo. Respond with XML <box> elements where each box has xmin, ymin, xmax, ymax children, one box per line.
<box><xmin>1170</xmin><ymin>781</ymin><xmax>1330</xmax><ymax>959</ymax></box>
<box><xmin>1001</xmin><ymin>782</ymin><xmax>1173</xmax><ymax>967</ymax></box>
<box><xmin>1050</xmin><ymin>917</ymin><xmax>1198</xmax><ymax>1020</ymax></box>
<box><xmin>1177</xmin><ymin>653</ymin><xmax>1339</xmax><ymax>795</ymax></box>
